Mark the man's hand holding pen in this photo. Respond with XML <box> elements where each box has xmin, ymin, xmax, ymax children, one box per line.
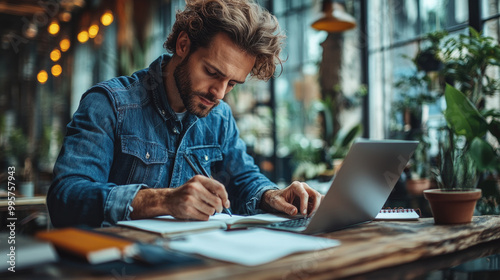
<box><xmin>130</xmin><ymin>174</ymin><xmax>231</xmax><ymax>221</ymax></box>
<box><xmin>162</xmin><ymin>175</ymin><xmax>231</xmax><ymax>220</ymax></box>
<box><xmin>184</xmin><ymin>154</ymin><xmax>233</xmax><ymax>217</ymax></box>
<box><xmin>130</xmin><ymin>153</ymin><xmax>232</xmax><ymax>221</ymax></box>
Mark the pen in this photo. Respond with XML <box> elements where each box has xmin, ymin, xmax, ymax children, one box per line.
<box><xmin>183</xmin><ymin>154</ymin><xmax>233</xmax><ymax>216</ymax></box>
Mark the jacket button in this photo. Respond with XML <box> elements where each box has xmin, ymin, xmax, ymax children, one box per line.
<box><xmin>146</xmin><ymin>152</ymin><xmax>150</xmax><ymax>159</ymax></box>
<box><xmin>161</xmin><ymin>110</ymin><xmax>165</xmax><ymax>115</ymax></box>
<box><xmin>173</xmin><ymin>128</ymin><xmax>179</xmax><ymax>134</ymax></box>
<box><xmin>204</xmin><ymin>155</ymin><xmax>209</xmax><ymax>161</ymax></box>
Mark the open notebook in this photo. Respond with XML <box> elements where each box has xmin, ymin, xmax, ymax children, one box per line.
<box><xmin>117</xmin><ymin>213</ymin><xmax>290</xmax><ymax>237</ymax></box>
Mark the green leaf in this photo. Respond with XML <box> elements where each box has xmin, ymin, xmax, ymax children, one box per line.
<box><xmin>469</xmin><ymin>26</ymin><xmax>480</xmax><ymax>38</ymax></box>
<box><xmin>444</xmin><ymin>84</ymin><xmax>488</xmax><ymax>141</ymax></box>
<box><xmin>488</xmin><ymin>120</ymin><xmax>500</xmax><ymax>144</ymax></box>
<box><xmin>468</xmin><ymin>137</ymin><xmax>498</xmax><ymax>172</ymax></box>
<box><xmin>340</xmin><ymin>124</ymin><xmax>362</xmax><ymax>148</ymax></box>
<box><xmin>482</xmin><ymin>109</ymin><xmax>500</xmax><ymax>118</ymax></box>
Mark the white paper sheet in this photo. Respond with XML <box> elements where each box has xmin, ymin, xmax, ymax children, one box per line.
<box><xmin>156</xmin><ymin>213</ymin><xmax>290</xmax><ymax>225</ymax></box>
<box><xmin>118</xmin><ymin>214</ymin><xmax>291</xmax><ymax>236</ymax></box>
<box><xmin>168</xmin><ymin>228</ymin><xmax>340</xmax><ymax>266</ymax></box>
<box><xmin>117</xmin><ymin>219</ymin><xmax>225</xmax><ymax>236</ymax></box>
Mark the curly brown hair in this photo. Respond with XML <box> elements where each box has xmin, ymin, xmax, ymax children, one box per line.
<box><xmin>164</xmin><ymin>0</ymin><xmax>285</xmax><ymax>81</ymax></box>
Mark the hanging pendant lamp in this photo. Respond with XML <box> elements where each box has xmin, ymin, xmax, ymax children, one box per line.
<box><xmin>311</xmin><ymin>0</ymin><xmax>356</xmax><ymax>32</ymax></box>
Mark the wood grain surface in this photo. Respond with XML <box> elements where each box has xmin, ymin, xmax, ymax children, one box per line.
<box><xmin>102</xmin><ymin>215</ymin><xmax>500</xmax><ymax>280</ymax></box>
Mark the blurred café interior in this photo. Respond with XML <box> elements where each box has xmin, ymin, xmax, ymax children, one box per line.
<box><xmin>0</xmin><ymin>0</ymin><xmax>500</xmax><ymax>233</ymax></box>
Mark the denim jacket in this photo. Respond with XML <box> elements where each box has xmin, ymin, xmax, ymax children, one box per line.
<box><xmin>47</xmin><ymin>54</ymin><xmax>278</xmax><ymax>227</ymax></box>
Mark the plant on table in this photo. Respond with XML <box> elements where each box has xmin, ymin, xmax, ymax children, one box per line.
<box><xmin>423</xmin><ymin>27</ymin><xmax>500</xmax><ymax>222</ymax></box>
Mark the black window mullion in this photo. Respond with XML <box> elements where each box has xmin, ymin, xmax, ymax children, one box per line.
<box><xmin>468</xmin><ymin>0</ymin><xmax>482</xmax><ymax>31</ymax></box>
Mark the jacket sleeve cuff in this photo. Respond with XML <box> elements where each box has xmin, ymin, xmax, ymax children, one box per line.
<box><xmin>101</xmin><ymin>184</ymin><xmax>145</xmax><ymax>227</ymax></box>
<box><xmin>245</xmin><ymin>185</ymin><xmax>279</xmax><ymax>215</ymax></box>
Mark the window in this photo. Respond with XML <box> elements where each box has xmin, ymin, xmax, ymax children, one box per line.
<box><xmin>368</xmin><ymin>0</ymin><xmax>500</xmax><ymax>140</ymax></box>
<box><xmin>226</xmin><ymin>1</ymin><xmax>364</xmax><ymax>182</ymax></box>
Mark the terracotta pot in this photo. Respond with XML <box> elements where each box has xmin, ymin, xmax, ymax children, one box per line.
<box><xmin>406</xmin><ymin>178</ymin><xmax>431</xmax><ymax>196</ymax></box>
<box><xmin>423</xmin><ymin>189</ymin><xmax>482</xmax><ymax>224</ymax></box>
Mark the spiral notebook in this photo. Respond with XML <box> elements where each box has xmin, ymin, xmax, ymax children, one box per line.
<box><xmin>374</xmin><ymin>208</ymin><xmax>420</xmax><ymax>221</ymax></box>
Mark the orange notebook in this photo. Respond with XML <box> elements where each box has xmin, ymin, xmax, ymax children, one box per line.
<box><xmin>36</xmin><ymin>228</ymin><xmax>138</xmax><ymax>264</ymax></box>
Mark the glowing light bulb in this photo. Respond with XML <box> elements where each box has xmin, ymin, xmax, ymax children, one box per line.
<box><xmin>50</xmin><ymin>49</ymin><xmax>61</xmax><ymax>62</ymax></box>
<box><xmin>88</xmin><ymin>24</ymin><xmax>99</xmax><ymax>38</ymax></box>
<box><xmin>101</xmin><ymin>11</ymin><xmax>114</xmax><ymax>26</ymax></box>
<box><xmin>60</xmin><ymin>11</ymin><xmax>72</xmax><ymax>22</ymax></box>
<box><xmin>51</xmin><ymin>64</ymin><xmax>62</xmax><ymax>77</ymax></box>
<box><xmin>37</xmin><ymin>70</ymin><xmax>48</xmax><ymax>84</ymax></box>
<box><xmin>77</xmin><ymin>30</ymin><xmax>89</xmax><ymax>43</ymax></box>
<box><xmin>60</xmin><ymin>38</ymin><xmax>70</xmax><ymax>52</ymax></box>
<box><xmin>48</xmin><ymin>21</ymin><xmax>60</xmax><ymax>35</ymax></box>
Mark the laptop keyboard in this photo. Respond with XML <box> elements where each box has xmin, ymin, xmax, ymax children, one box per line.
<box><xmin>269</xmin><ymin>217</ymin><xmax>311</xmax><ymax>228</ymax></box>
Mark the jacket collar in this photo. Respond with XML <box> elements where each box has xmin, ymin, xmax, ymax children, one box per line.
<box><xmin>148</xmin><ymin>54</ymin><xmax>199</xmax><ymax>130</ymax></box>
<box><xmin>148</xmin><ymin>54</ymin><xmax>177</xmax><ymax>122</ymax></box>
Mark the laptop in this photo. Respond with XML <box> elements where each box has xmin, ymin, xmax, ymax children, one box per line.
<box><xmin>264</xmin><ymin>139</ymin><xmax>418</xmax><ymax>235</ymax></box>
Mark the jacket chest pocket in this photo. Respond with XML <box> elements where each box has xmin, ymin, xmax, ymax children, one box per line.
<box><xmin>121</xmin><ymin>135</ymin><xmax>169</xmax><ymax>188</ymax></box>
<box><xmin>185</xmin><ymin>146</ymin><xmax>223</xmax><ymax>177</ymax></box>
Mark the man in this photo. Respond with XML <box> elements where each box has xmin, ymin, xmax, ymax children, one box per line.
<box><xmin>48</xmin><ymin>0</ymin><xmax>322</xmax><ymax>227</ymax></box>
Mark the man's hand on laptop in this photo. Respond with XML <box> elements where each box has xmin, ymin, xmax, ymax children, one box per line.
<box><xmin>260</xmin><ymin>182</ymin><xmax>322</xmax><ymax>217</ymax></box>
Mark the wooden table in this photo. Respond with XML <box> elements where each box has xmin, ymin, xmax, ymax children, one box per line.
<box><xmin>3</xmin><ymin>215</ymin><xmax>500</xmax><ymax>279</ymax></box>
<box><xmin>0</xmin><ymin>196</ymin><xmax>50</xmax><ymax>231</ymax></box>
<box><xmin>0</xmin><ymin>196</ymin><xmax>46</xmax><ymax>208</ymax></box>
<box><xmin>98</xmin><ymin>215</ymin><xmax>500</xmax><ymax>280</ymax></box>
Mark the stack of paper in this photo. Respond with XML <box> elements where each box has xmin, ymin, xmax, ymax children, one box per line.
<box><xmin>117</xmin><ymin>213</ymin><xmax>290</xmax><ymax>236</ymax></box>
<box><xmin>167</xmin><ymin>228</ymin><xmax>340</xmax><ymax>266</ymax></box>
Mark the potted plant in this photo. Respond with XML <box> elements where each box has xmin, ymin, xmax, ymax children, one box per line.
<box><xmin>289</xmin><ymin>123</ymin><xmax>362</xmax><ymax>182</ymax></box>
<box><xmin>400</xmin><ymin>27</ymin><xmax>500</xmax><ymax>224</ymax></box>
<box><xmin>414</xmin><ymin>31</ymin><xmax>447</xmax><ymax>72</ymax></box>
<box><xmin>391</xmin><ymin>64</ymin><xmax>439</xmax><ymax>197</ymax></box>
<box><xmin>406</xmin><ymin>135</ymin><xmax>432</xmax><ymax>196</ymax></box>
<box><xmin>425</xmin><ymin>84</ymin><xmax>500</xmax><ymax>223</ymax></box>
<box><xmin>6</xmin><ymin>128</ymin><xmax>35</xmax><ymax>196</ymax></box>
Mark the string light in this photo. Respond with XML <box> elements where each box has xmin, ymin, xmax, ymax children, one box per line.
<box><xmin>50</xmin><ymin>49</ymin><xmax>61</xmax><ymax>62</ymax></box>
<box><xmin>88</xmin><ymin>24</ymin><xmax>99</xmax><ymax>38</ymax></box>
<box><xmin>60</xmin><ymin>38</ymin><xmax>70</xmax><ymax>52</ymax></box>
<box><xmin>37</xmin><ymin>70</ymin><xmax>48</xmax><ymax>84</ymax></box>
<box><xmin>77</xmin><ymin>30</ymin><xmax>89</xmax><ymax>43</ymax></box>
<box><xmin>60</xmin><ymin>11</ymin><xmax>72</xmax><ymax>22</ymax></box>
<box><xmin>100</xmin><ymin>10</ymin><xmax>114</xmax><ymax>26</ymax></box>
<box><xmin>48</xmin><ymin>20</ymin><xmax>60</xmax><ymax>35</ymax></box>
<box><xmin>51</xmin><ymin>64</ymin><xmax>62</xmax><ymax>77</ymax></box>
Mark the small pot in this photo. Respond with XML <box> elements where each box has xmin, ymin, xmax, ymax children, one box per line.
<box><xmin>406</xmin><ymin>178</ymin><xmax>431</xmax><ymax>196</ymax></box>
<box><xmin>423</xmin><ymin>189</ymin><xmax>482</xmax><ymax>224</ymax></box>
<box><xmin>19</xmin><ymin>181</ymin><xmax>35</xmax><ymax>197</ymax></box>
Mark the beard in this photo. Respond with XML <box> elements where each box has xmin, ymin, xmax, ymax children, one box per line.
<box><xmin>173</xmin><ymin>54</ymin><xmax>220</xmax><ymax>118</ymax></box>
